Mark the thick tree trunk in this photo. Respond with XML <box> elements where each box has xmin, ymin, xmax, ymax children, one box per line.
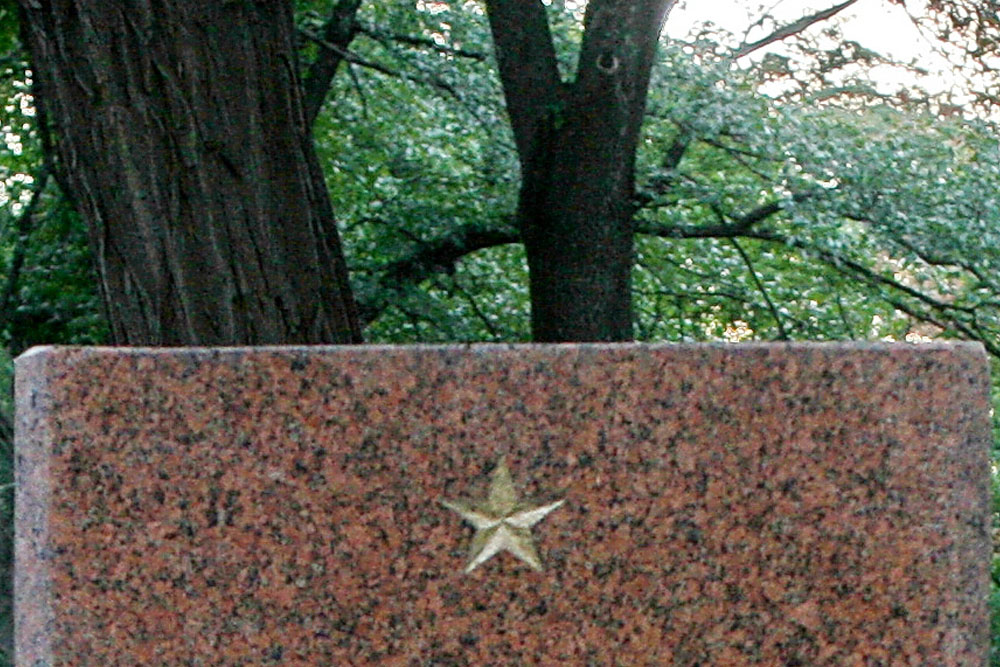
<box><xmin>19</xmin><ymin>0</ymin><xmax>362</xmax><ymax>345</ymax></box>
<box><xmin>487</xmin><ymin>0</ymin><xmax>675</xmax><ymax>341</ymax></box>
<box><xmin>519</xmin><ymin>113</ymin><xmax>636</xmax><ymax>342</ymax></box>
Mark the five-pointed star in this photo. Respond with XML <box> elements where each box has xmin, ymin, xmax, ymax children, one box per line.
<box><xmin>441</xmin><ymin>456</ymin><xmax>564</xmax><ymax>573</ymax></box>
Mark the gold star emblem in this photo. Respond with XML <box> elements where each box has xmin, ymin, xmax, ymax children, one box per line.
<box><xmin>441</xmin><ymin>456</ymin><xmax>564</xmax><ymax>573</ymax></box>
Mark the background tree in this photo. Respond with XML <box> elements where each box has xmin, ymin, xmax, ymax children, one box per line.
<box><xmin>17</xmin><ymin>0</ymin><xmax>362</xmax><ymax>345</ymax></box>
<box><xmin>299</xmin><ymin>0</ymin><xmax>1000</xmax><ymax>356</ymax></box>
<box><xmin>10</xmin><ymin>0</ymin><xmax>1000</xmax><ymax>349</ymax></box>
<box><xmin>484</xmin><ymin>0</ymin><xmax>674</xmax><ymax>341</ymax></box>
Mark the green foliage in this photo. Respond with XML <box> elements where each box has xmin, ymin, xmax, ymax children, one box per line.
<box><xmin>634</xmin><ymin>41</ymin><xmax>1000</xmax><ymax>351</ymax></box>
<box><xmin>0</xmin><ymin>1</ymin><xmax>19</xmax><ymax>58</ymax></box>
<box><xmin>3</xmin><ymin>195</ymin><xmax>106</xmax><ymax>352</ymax></box>
<box><xmin>0</xmin><ymin>49</ymin><xmax>106</xmax><ymax>355</ymax></box>
<box><xmin>311</xmin><ymin>0</ymin><xmax>525</xmax><ymax>339</ymax></box>
<box><xmin>300</xmin><ymin>4</ymin><xmax>1000</xmax><ymax>353</ymax></box>
<box><xmin>363</xmin><ymin>244</ymin><xmax>532</xmax><ymax>342</ymax></box>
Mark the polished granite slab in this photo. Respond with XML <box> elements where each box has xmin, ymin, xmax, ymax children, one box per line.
<box><xmin>15</xmin><ymin>343</ymin><xmax>991</xmax><ymax>664</ymax></box>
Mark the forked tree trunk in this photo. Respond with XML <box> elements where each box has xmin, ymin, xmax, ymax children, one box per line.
<box><xmin>19</xmin><ymin>0</ymin><xmax>362</xmax><ymax>345</ymax></box>
<box><xmin>487</xmin><ymin>0</ymin><xmax>675</xmax><ymax>342</ymax></box>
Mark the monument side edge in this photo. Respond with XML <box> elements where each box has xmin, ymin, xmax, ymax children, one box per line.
<box><xmin>14</xmin><ymin>347</ymin><xmax>59</xmax><ymax>667</ymax></box>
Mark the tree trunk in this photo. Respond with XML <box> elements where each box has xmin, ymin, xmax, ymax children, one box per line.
<box><xmin>486</xmin><ymin>0</ymin><xmax>675</xmax><ymax>342</ymax></box>
<box><xmin>19</xmin><ymin>0</ymin><xmax>362</xmax><ymax>345</ymax></box>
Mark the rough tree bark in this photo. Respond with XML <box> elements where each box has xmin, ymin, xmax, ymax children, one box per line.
<box><xmin>19</xmin><ymin>0</ymin><xmax>362</xmax><ymax>345</ymax></box>
<box><xmin>485</xmin><ymin>0</ymin><xmax>676</xmax><ymax>342</ymax></box>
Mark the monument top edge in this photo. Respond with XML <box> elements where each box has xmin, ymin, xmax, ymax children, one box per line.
<box><xmin>14</xmin><ymin>340</ymin><xmax>987</xmax><ymax>365</ymax></box>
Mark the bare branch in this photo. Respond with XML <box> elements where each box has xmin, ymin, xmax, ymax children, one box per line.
<box><xmin>300</xmin><ymin>27</ymin><xmax>451</xmax><ymax>93</ymax></box>
<box><xmin>734</xmin><ymin>0</ymin><xmax>860</xmax><ymax>60</ymax></box>
<box><xmin>356</xmin><ymin>222</ymin><xmax>519</xmax><ymax>324</ymax></box>
<box><xmin>357</xmin><ymin>24</ymin><xmax>488</xmax><ymax>61</ymax></box>
<box><xmin>442</xmin><ymin>274</ymin><xmax>504</xmax><ymax>341</ymax></box>
<box><xmin>730</xmin><ymin>237</ymin><xmax>789</xmax><ymax>339</ymax></box>
<box><xmin>637</xmin><ymin>191</ymin><xmax>815</xmax><ymax>233</ymax></box>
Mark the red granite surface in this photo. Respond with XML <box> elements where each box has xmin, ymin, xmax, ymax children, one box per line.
<box><xmin>15</xmin><ymin>343</ymin><xmax>991</xmax><ymax>665</ymax></box>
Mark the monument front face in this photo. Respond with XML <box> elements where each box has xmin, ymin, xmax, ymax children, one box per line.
<box><xmin>15</xmin><ymin>344</ymin><xmax>991</xmax><ymax>664</ymax></box>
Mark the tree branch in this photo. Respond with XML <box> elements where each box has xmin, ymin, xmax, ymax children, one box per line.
<box><xmin>300</xmin><ymin>27</ymin><xmax>446</xmax><ymax>89</ymax></box>
<box><xmin>636</xmin><ymin>256</ymin><xmax>754</xmax><ymax>305</ymax></box>
<box><xmin>748</xmin><ymin>230</ymin><xmax>999</xmax><ymax>356</ymax></box>
<box><xmin>356</xmin><ymin>222</ymin><xmax>520</xmax><ymax>324</ymax></box>
<box><xmin>345</xmin><ymin>60</ymin><xmax>370</xmax><ymax>119</ymax></box>
<box><xmin>843</xmin><ymin>212</ymin><xmax>991</xmax><ymax>287</ymax></box>
<box><xmin>302</xmin><ymin>0</ymin><xmax>363</xmax><ymax>126</ymax></box>
<box><xmin>834</xmin><ymin>294</ymin><xmax>856</xmax><ymax>339</ymax></box>
<box><xmin>634</xmin><ymin>128</ymin><xmax>694</xmax><ymax>208</ymax></box>
<box><xmin>637</xmin><ymin>210</ymin><xmax>999</xmax><ymax>355</ymax></box>
<box><xmin>879</xmin><ymin>292</ymin><xmax>1000</xmax><ymax>357</ymax></box>
<box><xmin>637</xmin><ymin>191</ymin><xmax>814</xmax><ymax>234</ymax></box>
<box><xmin>442</xmin><ymin>273</ymin><xmax>504</xmax><ymax>341</ymax></box>
<box><xmin>730</xmin><ymin>237</ymin><xmax>789</xmax><ymax>339</ymax></box>
<box><xmin>734</xmin><ymin>0</ymin><xmax>860</xmax><ymax>60</ymax></box>
<box><xmin>0</xmin><ymin>409</ymin><xmax>12</xmax><ymax>458</ymax></box>
<box><xmin>483</xmin><ymin>0</ymin><xmax>563</xmax><ymax>163</ymax></box>
<box><xmin>300</xmin><ymin>26</ymin><xmax>501</xmax><ymax>137</ymax></box>
<box><xmin>743</xmin><ymin>229</ymin><xmax>977</xmax><ymax>317</ymax></box>
<box><xmin>357</xmin><ymin>24</ymin><xmax>487</xmax><ymax>61</ymax></box>
<box><xmin>696</xmin><ymin>134</ymin><xmax>782</xmax><ymax>163</ymax></box>
<box><xmin>573</xmin><ymin>0</ymin><xmax>677</xmax><ymax>155</ymax></box>
<box><xmin>662</xmin><ymin>129</ymin><xmax>692</xmax><ymax>171</ymax></box>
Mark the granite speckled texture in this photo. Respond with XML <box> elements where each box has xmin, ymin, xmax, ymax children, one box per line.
<box><xmin>15</xmin><ymin>343</ymin><xmax>991</xmax><ymax>665</ymax></box>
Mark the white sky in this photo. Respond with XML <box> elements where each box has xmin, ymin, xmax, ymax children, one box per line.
<box><xmin>441</xmin><ymin>0</ymin><xmax>966</xmax><ymax>97</ymax></box>
<box><xmin>664</xmin><ymin>0</ymin><xmax>964</xmax><ymax>98</ymax></box>
<box><xmin>666</xmin><ymin>0</ymin><xmax>925</xmax><ymax>60</ymax></box>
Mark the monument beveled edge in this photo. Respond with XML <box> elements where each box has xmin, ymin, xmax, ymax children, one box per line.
<box><xmin>15</xmin><ymin>343</ymin><xmax>991</xmax><ymax>664</ymax></box>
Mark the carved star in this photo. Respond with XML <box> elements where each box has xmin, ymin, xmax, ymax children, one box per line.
<box><xmin>441</xmin><ymin>456</ymin><xmax>564</xmax><ymax>573</ymax></box>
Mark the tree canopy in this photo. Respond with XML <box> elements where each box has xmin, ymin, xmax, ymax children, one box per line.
<box><xmin>0</xmin><ymin>0</ymin><xmax>995</xmax><ymax>354</ymax></box>
<box><xmin>301</xmin><ymin>0</ymin><xmax>1000</xmax><ymax>351</ymax></box>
